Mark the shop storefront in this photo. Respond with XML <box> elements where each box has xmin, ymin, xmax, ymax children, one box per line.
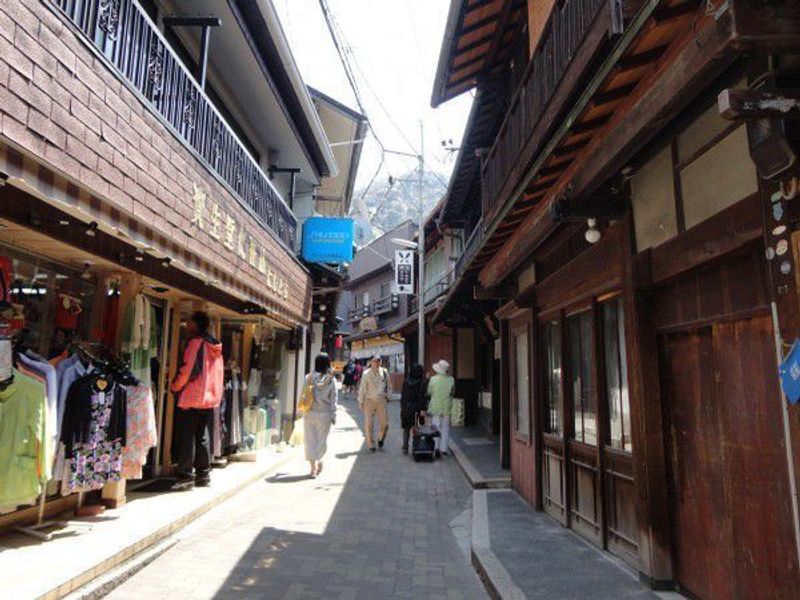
<box><xmin>347</xmin><ymin>334</ymin><xmax>405</xmax><ymax>393</ymax></box>
<box><xmin>0</xmin><ymin>141</ymin><xmax>311</xmax><ymax>536</ymax></box>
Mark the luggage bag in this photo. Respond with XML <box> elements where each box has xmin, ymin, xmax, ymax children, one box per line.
<box><xmin>411</xmin><ymin>415</ymin><xmax>439</xmax><ymax>462</ymax></box>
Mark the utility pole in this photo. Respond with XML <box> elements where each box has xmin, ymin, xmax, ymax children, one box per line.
<box><xmin>417</xmin><ymin>121</ymin><xmax>425</xmax><ymax>367</ymax></box>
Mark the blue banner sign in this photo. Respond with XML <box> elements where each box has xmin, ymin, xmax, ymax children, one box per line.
<box><xmin>302</xmin><ymin>218</ymin><xmax>354</xmax><ymax>264</ymax></box>
<box><xmin>779</xmin><ymin>339</ymin><xmax>800</xmax><ymax>404</ymax></box>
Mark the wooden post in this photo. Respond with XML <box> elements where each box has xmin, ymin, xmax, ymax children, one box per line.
<box><xmin>101</xmin><ymin>272</ymin><xmax>142</xmax><ymax>508</ymax></box>
<box><xmin>162</xmin><ymin>302</ymin><xmax>187</xmax><ymax>474</ymax></box>
<box><xmin>620</xmin><ymin>217</ymin><xmax>673</xmax><ymax>586</ymax></box>
<box><xmin>242</xmin><ymin>323</ymin><xmax>255</xmax><ymax>384</ymax></box>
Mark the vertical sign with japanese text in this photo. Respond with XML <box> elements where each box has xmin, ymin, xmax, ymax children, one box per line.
<box><xmin>395</xmin><ymin>250</ymin><xmax>414</xmax><ymax>294</ymax></box>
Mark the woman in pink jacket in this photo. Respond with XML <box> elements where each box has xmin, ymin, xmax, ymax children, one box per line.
<box><xmin>170</xmin><ymin>311</ymin><xmax>224</xmax><ymax>488</ymax></box>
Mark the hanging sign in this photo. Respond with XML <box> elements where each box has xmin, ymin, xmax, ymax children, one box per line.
<box><xmin>302</xmin><ymin>218</ymin><xmax>354</xmax><ymax>264</ymax></box>
<box><xmin>395</xmin><ymin>250</ymin><xmax>414</xmax><ymax>295</ymax></box>
<box><xmin>779</xmin><ymin>339</ymin><xmax>800</xmax><ymax>404</ymax></box>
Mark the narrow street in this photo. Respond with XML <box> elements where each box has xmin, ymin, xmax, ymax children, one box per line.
<box><xmin>107</xmin><ymin>398</ymin><xmax>487</xmax><ymax>600</ymax></box>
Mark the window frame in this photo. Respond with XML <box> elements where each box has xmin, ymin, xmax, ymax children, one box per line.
<box><xmin>511</xmin><ymin>318</ymin><xmax>532</xmax><ymax>444</ymax></box>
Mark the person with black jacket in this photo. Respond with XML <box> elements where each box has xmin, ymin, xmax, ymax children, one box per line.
<box><xmin>400</xmin><ymin>364</ymin><xmax>428</xmax><ymax>455</ymax></box>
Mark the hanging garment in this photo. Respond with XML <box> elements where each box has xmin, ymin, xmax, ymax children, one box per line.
<box><xmin>223</xmin><ymin>371</ymin><xmax>243</xmax><ymax>451</ymax></box>
<box><xmin>60</xmin><ymin>374</ymin><xmax>127</xmax><ymax>494</ymax></box>
<box><xmin>211</xmin><ymin>402</ymin><xmax>223</xmax><ymax>458</ymax></box>
<box><xmin>247</xmin><ymin>367</ymin><xmax>261</xmax><ymax>400</ymax></box>
<box><xmin>121</xmin><ymin>295</ymin><xmax>158</xmax><ymax>384</ymax></box>
<box><xmin>16</xmin><ymin>353</ymin><xmax>58</xmax><ymax>477</ymax></box>
<box><xmin>0</xmin><ymin>371</ymin><xmax>48</xmax><ymax>506</ymax></box>
<box><xmin>99</xmin><ymin>291</ymin><xmax>120</xmax><ymax>348</ymax></box>
<box><xmin>121</xmin><ymin>385</ymin><xmax>157</xmax><ymax>480</ymax></box>
<box><xmin>58</xmin><ymin>358</ymin><xmax>93</xmax><ymax>439</ymax></box>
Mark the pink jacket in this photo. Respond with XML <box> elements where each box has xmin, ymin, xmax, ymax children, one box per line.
<box><xmin>171</xmin><ymin>333</ymin><xmax>224</xmax><ymax>409</ymax></box>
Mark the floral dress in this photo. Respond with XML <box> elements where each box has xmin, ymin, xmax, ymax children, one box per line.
<box><xmin>121</xmin><ymin>385</ymin><xmax>157</xmax><ymax>480</ymax></box>
<box><xmin>61</xmin><ymin>377</ymin><xmax>127</xmax><ymax>494</ymax></box>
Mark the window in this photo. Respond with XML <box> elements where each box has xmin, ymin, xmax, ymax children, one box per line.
<box><xmin>380</xmin><ymin>282</ymin><xmax>391</xmax><ymax>298</ymax></box>
<box><xmin>362</xmin><ymin>292</ymin><xmax>369</xmax><ymax>308</ymax></box>
<box><xmin>542</xmin><ymin>320</ymin><xmax>563</xmax><ymax>435</ymax></box>
<box><xmin>567</xmin><ymin>311</ymin><xmax>596</xmax><ymax>445</ymax></box>
<box><xmin>451</xmin><ymin>230</ymin><xmax>465</xmax><ymax>258</ymax></box>
<box><xmin>602</xmin><ymin>298</ymin><xmax>632</xmax><ymax>452</ymax></box>
<box><xmin>514</xmin><ymin>329</ymin><xmax>531</xmax><ymax>436</ymax></box>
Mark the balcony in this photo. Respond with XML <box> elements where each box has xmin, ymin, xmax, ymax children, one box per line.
<box><xmin>348</xmin><ymin>305</ymin><xmax>370</xmax><ymax>323</ymax></box>
<box><xmin>371</xmin><ymin>294</ymin><xmax>399</xmax><ymax>316</ymax></box>
<box><xmin>481</xmin><ymin>0</ymin><xmax>611</xmax><ymax>223</ymax></box>
<box><xmin>51</xmin><ymin>0</ymin><xmax>296</xmax><ymax>248</ymax></box>
<box><xmin>409</xmin><ymin>271</ymin><xmax>454</xmax><ymax>315</ymax></box>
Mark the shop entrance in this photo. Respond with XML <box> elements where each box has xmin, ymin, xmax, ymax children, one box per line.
<box><xmin>660</xmin><ymin>315</ymin><xmax>799</xmax><ymax>599</ymax></box>
<box><xmin>538</xmin><ymin>296</ymin><xmax>638</xmax><ymax>565</ymax></box>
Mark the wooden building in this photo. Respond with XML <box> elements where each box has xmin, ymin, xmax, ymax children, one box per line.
<box><xmin>431</xmin><ymin>0</ymin><xmax>800</xmax><ymax>597</ymax></box>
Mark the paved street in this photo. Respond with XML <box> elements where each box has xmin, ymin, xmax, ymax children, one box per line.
<box><xmin>107</xmin><ymin>398</ymin><xmax>487</xmax><ymax>600</ymax></box>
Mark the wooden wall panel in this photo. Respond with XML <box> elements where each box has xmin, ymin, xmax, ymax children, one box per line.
<box><xmin>512</xmin><ymin>436</ymin><xmax>537</xmax><ymax>506</ymax></box>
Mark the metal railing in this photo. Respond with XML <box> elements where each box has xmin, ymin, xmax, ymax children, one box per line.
<box><xmin>52</xmin><ymin>0</ymin><xmax>296</xmax><ymax>247</ymax></box>
<box><xmin>409</xmin><ymin>270</ymin><xmax>453</xmax><ymax>315</ymax></box>
<box><xmin>348</xmin><ymin>305</ymin><xmax>370</xmax><ymax>322</ymax></box>
<box><xmin>371</xmin><ymin>294</ymin><xmax>399</xmax><ymax>316</ymax></box>
<box><xmin>481</xmin><ymin>0</ymin><xmax>609</xmax><ymax>222</ymax></box>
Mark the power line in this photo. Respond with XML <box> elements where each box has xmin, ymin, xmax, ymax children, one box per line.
<box><xmin>318</xmin><ymin>0</ymin><xmax>449</xmax><ymax>197</ymax></box>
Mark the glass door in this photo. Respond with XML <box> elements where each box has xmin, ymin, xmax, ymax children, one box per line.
<box><xmin>565</xmin><ymin>309</ymin><xmax>601</xmax><ymax>542</ymax></box>
<box><xmin>541</xmin><ymin>318</ymin><xmax>566</xmax><ymax>523</ymax></box>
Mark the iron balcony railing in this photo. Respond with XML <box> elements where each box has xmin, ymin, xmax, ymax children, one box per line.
<box><xmin>52</xmin><ymin>0</ymin><xmax>296</xmax><ymax>248</ymax></box>
<box><xmin>371</xmin><ymin>294</ymin><xmax>400</xmax><ymax>316</ymax></box>
<box><xmin>481</xmin><ymin>0</ymin><xmax>609</xmax><ymax>223</ymax></box>
<box><xmin>348</xmin><ymin>305</ymin><xmax>370</xmax><ymax>323</ymax></box>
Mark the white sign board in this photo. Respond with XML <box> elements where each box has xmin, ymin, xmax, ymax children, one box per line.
<box><xmin>394</xmin><ymin>250</ymin><xmax>414</xmax><ymax>295</ymax></box>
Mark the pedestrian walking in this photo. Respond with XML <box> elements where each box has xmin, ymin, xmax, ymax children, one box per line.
<box><xmin>343</xmin><ymin>359</ymin><xmax>356</xmax><ymax>396</ymax></box>
<box><xmin>357</xmin><ymin>355</ymin><xmax>390</xmax><ymax>452</ymax></box>
<box><xmin>427</xmin><ymin>359</ymin><xmax>455</xmax><ymax>458</ymax></box>
<box><xmin>303</xmin><ymin>353</ymin><xmax>338</xmax><ymax>478</ymax></box>
<box><xmin>400</xmin><ymin>363</ymin><xmax>428</xmax><ymax>454</ymax></box>
<box><xmin>170</xmin><ymin>311</ymin><xmax>224</xmax><ymax>488</ymax></box>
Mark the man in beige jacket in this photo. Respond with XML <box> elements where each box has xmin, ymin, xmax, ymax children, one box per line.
<box><xmin>357</xmin><ymin>356</ymin><xmax>391</xmax><ymax>452</ymax></box>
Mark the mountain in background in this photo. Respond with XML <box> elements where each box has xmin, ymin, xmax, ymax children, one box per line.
<box><xmin>351</xmin><ymin>169</ymin><xmax>447</xmax><ymax>244</ymax></box>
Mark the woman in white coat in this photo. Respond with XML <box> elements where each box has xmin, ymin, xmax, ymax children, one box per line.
<box><xmin>303</xmin><ymin>353</ymin><xmax>338</xmax><ymax>478</ymax></box>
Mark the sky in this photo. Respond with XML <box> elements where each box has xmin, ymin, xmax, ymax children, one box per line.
<box><xmin>274</xmin><ymin>0</ymin><xmax>474</xmax><ymax>194</ymax></box>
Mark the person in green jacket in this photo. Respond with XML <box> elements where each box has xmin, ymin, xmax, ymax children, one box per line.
<box><xmin>427</xmin><ymin>359</ymin><xmax>454</xmax><ymax>458</ymax></box>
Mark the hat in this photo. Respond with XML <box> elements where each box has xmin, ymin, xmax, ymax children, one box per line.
<box><xmin>433</xmin><ymin>359</ymin><xmax>450</xmax><ymax>375</ymax></box>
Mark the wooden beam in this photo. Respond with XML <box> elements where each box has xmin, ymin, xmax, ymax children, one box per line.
<box><xmin>619</xmin><ymin>216</ymin><xmax>674</xmax><ymax>584</ymax></box>
<box><xmin>572</xmin><ymin>114</ymin><xmax>612</xmax><ymax>135</ymax></box>
<box><xmin>718</xmin><ymin>87</ymin><xmax>800</xmax><ymax>120</ymax></box>
<box><xmin>726</xmin><ymin>0</ymin><xmax>800</xmax><ymax>52</ymax></box>
<box><xmin>553</xmin><ymin>138</ymin><xmax>590</xmax><ymax>157</ymax></box>
<box><xmin>567</xmin><ymin>16</ymin><xmax>737</xmax><ymax>220</ymax></box>
<box><xmin>616</xmin><ymin>45</ymin><xmax>669</xmax><ymax>73</ymax></box>
<box><xmin>482</xmin><ymin>0</ymin><xmax>517</xmax><ymax>82</ymax></box>
<box><xmin>484</xmin><ymin>3</ymin><xmax>615</xmax><ymax>215</ymax></box>
<box><xmin>649</xmin><ymin>193</ymin><xmax>762</xmax><ymax>284</ymax></box>
<box><xmin>652</xmin><ymin>2</ymin><xmax>697</xmax><ymax>25</ymax></box>
<box><xmin>589</xmin><ymin>83</ymin><xmax>638</xmax><ymax>109</ymax></box>
<box><xmin>480</xmin><ymin>16</ymin><xmax>736</xmax><ymax>289</ymax></box>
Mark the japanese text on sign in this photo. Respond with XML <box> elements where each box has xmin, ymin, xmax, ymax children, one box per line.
<box><xmin>191</xmin><ymin>184</ymin><xmax>289</xmax><ymax>300</ymax></box>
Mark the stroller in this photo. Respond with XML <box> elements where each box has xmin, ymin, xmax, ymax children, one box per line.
<box><xmin>411</xmin><ymin>414</ymin><xmax>440</xmax><ymax>462</ymax></box>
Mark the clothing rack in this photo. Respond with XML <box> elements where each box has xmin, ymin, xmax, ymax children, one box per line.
<box><xmin>9</xmin><ymin>340</ymin><xmax>120</xmax><ymax>538</ymax></box>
